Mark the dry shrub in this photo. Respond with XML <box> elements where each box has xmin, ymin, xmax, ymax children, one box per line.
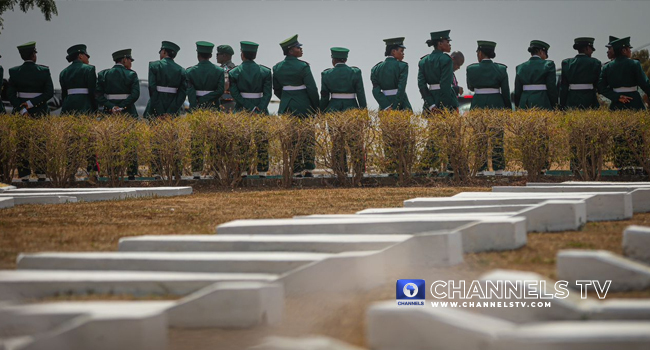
<box><xmin>314</xmin><ymin>110</ymin><xmax>372</xmax><ymax>186</ymax></box>
<box><xmin>91</xmin><ymin>114</ymin><xmax>144</xmax><ymax>186</ymax></box>
<box><xmin>147</xmin><ymin>116</ymin><xmax>192</xmax><ymax>185</ymax></box>
<box><xmin>563</xmin><ymin>108</ymin><xmax>617</xmax><ymax>180</ymax></box>
<box><xmin>372</xmin><ymin>110</ymin><xmax>426</xmax><ymax>184</ymax></box>
<box><xmin>613</xmin><ymin>110</ymin><xmax>650</xmax><ymax>174</ymax></box>
<box><xmin>0</xmin><ymin>113</ymin><xmax>23</xmax><ymax>183</ymax></box>
<box><xmin>268</xmin><ymin>115</ymin><xmax>316</xmax><ymax>188</ymax></box>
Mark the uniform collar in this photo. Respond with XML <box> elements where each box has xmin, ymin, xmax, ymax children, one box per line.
<box><xmin>385</xmin><ymin>56</ymin><xmax>396</xmax><ymax>61</ymax></box>
<box><xmin>530</xmin><ymin>55</ymin><xmax>542</xmax><ymax>60</ymax></box>
<box><xmin>481</xmin><ymin>58</ymin><xmax>493</xmax><ymax>62</ymax></box>
<box><xmin>284</xmin><ymin>56</ymin><xmax>298</xmax><ymax>61</ymax></box>
<box><xmin>198</xmin><ymin>60</ymin><xmax>212</xmax><ymax>65</ymax></box>
<box><xmin>576</xmin><ymin>53</ymin><xmax>586</xmax><ymax>56</ymax></box>
<box><xmin>242</xmin><ymin>60</ymin><xmax>255</xmax><ymax>64</ymax></box>
<box><xmin>23</xmin><ymin>60</ymin><xmax>35</xmax><ymax>64</ymax></box>
<box><xmin>163</xmin><ymin>57</ymin><xmax>174</xmax><ymax>61</ymax></box>
<box><xmin>335</xmin><ymin>62</ymin><xmax>347</xmax><ymax>67</ymax></box>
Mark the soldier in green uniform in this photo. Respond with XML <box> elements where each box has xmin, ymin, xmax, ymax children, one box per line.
<box><xmin>514</xmin><ymin>40</ymin><xmax>558</xmax><ymax>110</ymax></box>
<box><xmin>216</xmin><ymin>45</ymin><xmax>237</xmax><ymax>112</ymax></box>
<box><xmin>96</xmin><ymin>49</ymin><xmax>140</xmax><ymax>118</ymax></box>
<box><xmin>598</xmin><ymin>37</ymin><xmax>650</xmax><ymax>171</ymax></box>
<box><xmin>559</xmin><ymin>38</ymin><xmax>601</xmax><ymax>110</ymax></box>
<box><xmin>320</xmin><ymin>47</ymin><xmax>367</xmax><ymax>178</ymax></box>
<box><xmin>60</xmin><ymin>44</ymin><xmax>97</xmax><ymax>114</ymax></box>
<box><xmin>371</xmin><ymin>37</ymin><xmax>411</xmax><ymax>111</ymax></box>
<box><xmin>229</xmin><ymin>41</ymin><xmax>273</xmax><ymax>176</ymax></box>
<box><xmin>466</xmin><ymin>40</ymin><xmax>511</xmax><ymax>173</ymax></box>
<box><xmin>144</xmin><ymin>41</ymin><xmax>187</xmax><ymax>118</ymax></box>
<box><xmin>418</xmin><ymin>30</ymin><xmax>457</xmax><ymax>112</ymax></box>
<box><xmin>8</xmin><ymin>42</ymin><xmax>54</xmax><ymax>181</ymax></box>
<box><xmin>273</xmin><ymin>34</ymin><xmax>319</xmax><ymax>177</ymax></box>
<box><xmin>606</xmin><ymin>36</ymin><xmax>619</xmax><ymax>61</ymax></box>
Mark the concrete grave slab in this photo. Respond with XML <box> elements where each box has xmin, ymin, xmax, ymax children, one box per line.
<box><xmin>357</xmin><ymin>204</ymin><xmax>535</xmax><ymax>215</ymax></box>
<box><xmin>0</xmin><ymin>191</ymin><xmax>131</xmax><ymax>203</ymax></box>
<box><xmin>623</xmin><ymin>225</ymin><xmax>650</xmax><ymax>264</ymax></box>
<box><xmin>557</xmin><ymin>250</ymin><xmax>650</xmax><ymax>291</ymax></box>
<box><xmin>249</xmin><ymin>336</ymin><xmax>365</xmax><ymax>350</ymax></box>
<box><xmin>8</xmin><ymin>196</ymin><xmax>77</xmax><ymax>205</ymax></box>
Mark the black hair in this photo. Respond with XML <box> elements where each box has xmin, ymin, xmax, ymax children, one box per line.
<box><xmin>573</xmin><ymin>43</ymin><xmax>592</xmax><ymax>54</ymax></box>
<box><xmin>66</xmin><ymin>53</ymin><xmax>76</xmax><ymax>63</ymax></box>
<box><xmin>162</xmin><ymin>48</ymin><xmax>177</xmax><ymax>59</ymax></box>
<box><xmin>614</xmin><ymin>47</ymin><xmax>627</xmax><ymax>58</ymax></box>
<box><xmin>333</xmin><ymin>58</ymin><xmax>347</xmax><ymax>64</ymax></box>
<box><xmin>282</xmin><ymin>47</ymin><xmax>290</xmax><ymax>56</ymax></box>
<box><xmin>20</xmin><ymin>50</ymin><xmax>35</xmax><ymax>61</ymax></box>
<box><xmin>528</xmin><ymin>46</ymin><xmax>547</xmax><ymax>56</ymax></box>
<box><xmin>243</xmin><ymin>51</ymin><xmax>257</xmax><ymax>60</ymax></box>
<box><xmin>477</xmin><ymin>47</ymin><xmax>496</xmax><ymax>59</ymax></box>
<box><xmin>198</xmin><ymin>52</ymin><xmax>211</xmax><ymax>60</ymax></box>
<box><xmin>385</xmin><ymin>44</ymin><xmax>400</xmax><ymax>57</ymax></box>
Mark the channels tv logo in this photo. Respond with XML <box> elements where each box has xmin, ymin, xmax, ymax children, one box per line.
<box><xmin>396</xmin><ymin>279</ymin><xmax>425</xmax><ymax>306</ymax></box>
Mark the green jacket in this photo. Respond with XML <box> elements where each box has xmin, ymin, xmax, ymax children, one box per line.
<box><xmin>7</xmin><ymin>61</ymin><xmax>54</xmax><ymax>117</ymax></box>
<box><xmin>59</xmin><ymin>60</ymin><xmax>97</xmax><ymax>114</ymax></box>
<box><xmin>598</xmin><ymin>56</ymin><xmax>650</xmax><ymax>110</ymax></box>
<box><xmin>272</xmin><ymin>56</ymin><xmax>319</xmax><ymax>116</ymax></box>
<box><xmin>418</xmin><ymin>50</ymin><xmax>458</xmax><ymax>110</ymax></box>
<box><xmin>144</xmin><ymin>57</ymin><xmax>187</xmax><ymax>117</ymax></box>
<box><xmin>559</xmin><ymin>54</ymin><xmax>601</xmax><ymax>109</ymax></box>
<box><xmin>186</xmin><ymin>60</ymin><xmax>224</xmax><ymax>110</ymax></box>
<box><xmin>514</xmin><ymin>57</ymin><xmax>558</xmax><ymax>110</ymax></box>
<box><xmin>96</xmin><ymin>64</ymin><xmax>140</xmax><ymax>118</ymax></box>
<box><xmin>466</xmin><ymin>59</ymin><xmax>511</xmax><ymax>110</ymax></box>
<box><xmin>320</xmin><ymin>63</ymin><xmax>367</xmax><ymax>112</ymax></box>
<box><xmin>229</xmin><ymin>60</ymin><xmax>273</xmax><ymax>114</ymax></box>
<box><xmin>0</xmin><ymin>65</ymin><xmax>5</xmax><ymax>114</ymax></box>
<box><xmin>371</xmin><ymin>56</ymin><xmax>411</xmax><ymax>111</ymax></box>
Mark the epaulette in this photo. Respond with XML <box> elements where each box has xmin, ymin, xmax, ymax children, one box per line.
<box><xmin>420</xmin><ymin>54</ymin><xmax>428</xmax><ymax>60</ymax></box>
<box><xmin>399</xmin><ymin>60</ymin><xmax>408</xmax><ymax>66</ymax></box>
<box><xmin>38</xmin><ymin>64</ymin><xmax>49</xmax><ymax>69</ymax></box>
<box><xmin>322</xmin><ymin>67</ymin><xmax>333</xmax><ymax>73</ymax></box>
<box><xmin>298</xmin><ymin>59</ymin><xmax>310</xmax><ymax>66</ymax></box>
<box><xmin>260</xmin><ymin>64</ymin><xmax>271</xmax><ymax>70</ymax></box>
<box><xmin>373</xmin><ymin>61</ymin><xmax>383</xmax><ymax>68</ymax></box>
<box><xmin>496</xmin><ymin>62</ymin><xmax>507</xmax><ymax>69</ymax></box>
<box><xmin>467</xmin><ymin>62</ymin><xmax>479</xmax><ymax>68</ymax></box>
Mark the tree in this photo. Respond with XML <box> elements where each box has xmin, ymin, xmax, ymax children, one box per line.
<box><xmin>0</xmin><ymin>0</ymin><xmax>58</xmax><ymax>33</ymax></box>
<box><xmin>632</xmin><ymin>49</ymin><xmax>650</xmax><ymax>79</ymax></box>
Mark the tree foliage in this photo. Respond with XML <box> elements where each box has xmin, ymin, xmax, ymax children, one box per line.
<box><xmin>632</xmin><ymin>49</ymin><xmax>650</xmax><ymax>79</ymax></box>
<box><xmin>0</xmin><ymin>0</ymin><xmax>58</xmax><ymax>33</ymax></box>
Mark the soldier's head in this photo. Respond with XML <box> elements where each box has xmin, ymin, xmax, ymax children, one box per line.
<box><xmin>279</xmin><ymin>35</ymin><xmax>302</xmax><ymax>57</ymax></box>
<box><xmin>217</xmin><ymin>45</ymin><xmax>235</xmax><ymax>63</ymax></box>
<box><xmin>528</xmin><ymin>40</ymin><xmax>550</xmax><ymax>60</ymax></box>
<box><xmin>66</xmin><ymin>44</ymin><xmax>90</xmax><ymax>64</ymax></box>
<box><xmin>240</xmin><ymin>41</ymin><xmax>259</xmax><ymax>62</ymax></box>
<box><xmin>606</xmin><ymin>36</ymin><xmax>618</xmax><ymax>60</ymax></box>
<box><xmin>159</xmin><ymin>41</ymin><xmax>180</xmax><ymax>60</ymax></box>
<box><xmin>476</xmin><ymin>41</ymin><xmax>496</xmax><ymax>61</ymax></box>
<box><xmin>450</xmin><ymin>51</ymin><xmax>464</xmax><ymax>71</ymax></box>
<box><xmin>196</xmin><ymin>41</ymin><xmax>214</xmax><ymax>62</ymax></box>
<box><xmin>573</xmin><ymin>38</ymin><xmax>595</xmax><ymax>57</ymax></box>
<box><xmin>330</xmin><ymin>47</ymin><xmax>349</xmax><ymax>67</ymax></box>
<box><xmin>112</xmin><ymin>49</ymin><xmax>134</xmax><ymax>69</ymax></box>
<box><xmin>427</xmin><ymin>31</ymin><xmax>452</xmax><ymax>53</ymax></box>
<box><xmin>610</xmin><ymin>37</ymin><xmax>633</xmax><ymax>59</ymax></box>
<box><xmin>17</xmin><ymin>42</ymin><xmax>37</xmax><ymax>62</ymax></box>
<box><xmin>383</xmin><ymin>37</ymin><xmax>406</xmax><ymax>61</ymax></box>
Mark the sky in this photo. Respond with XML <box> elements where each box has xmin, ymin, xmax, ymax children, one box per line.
<box><xmin>1</xmin><ymin>0</ymin><xmax>649</xmax><ymax>112</ymax></box>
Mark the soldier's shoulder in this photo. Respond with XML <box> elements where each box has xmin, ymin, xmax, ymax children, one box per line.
<box><xmin>351</xmin><ymin>66</ymin><xmax>362</xmax><ymax>73</ymax></box>
<box><xmin>372</xmin><ymin>61</ymin><xmax>383</xmax><ymax>69</ymax></box>
<box><xmin>398</xmin><ymin>60</ymin><xmax>408</xmax><ymax>67</ymax></box>
<box><xmin>37</xmin><ymin>64</ymin><xmax>50</xmax><ymax>70</ymax></box>
<box><xmin>496</xmin><ymin>62</ymin><xmax>507</xmax><ymax>69</ymax></box>
<box><xmin>259</xmin><ymin>64</ymin><xmax>271</xmax><ymax>72</ymax></box>
<box><xmin>590</xmin><ymin>57</ymin><xmax>602</xmax><ymax>65</ymax></box>
<box><xmin>297</xmin><ymin>59</ymin><xmax>310</xmax><ymax>67</ymax></box>
<box><xmin>467</xmin><ymin>62</ymin><xmax>479</xmax><ymax>68</ymax></box>
<box><xmin>321</xmin><ymin>67</ymin><xmax>333</xmax><ymax>74</ymax></box>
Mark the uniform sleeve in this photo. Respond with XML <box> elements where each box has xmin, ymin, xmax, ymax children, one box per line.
<box><xmin>545</xmin><ymin>61</ymin><xmax>559</xmax><ymax>109</ymax></box>
<box><xmin>371</xmin><ymin>65</ymin><xmax>390</xmax><ymax>110</ymax></box>
<box><xmin>559</xmin><ymin>61</ymin><xmax>569</xmax><ymax>109</ymax></box>
<box><xmin>418</xmin><ymin>59</ymin><xmax>435</xmax><ymax>108</ymax></box>
<box><xmin>230</xmin><ymin>69</ymin><xmax>255</xmax><ymax>111</ymax></box>
<box><xmin>466</xmin><ymin>67</ymin><xmax>474</xmax><ymax>92</ymax></box>
<box><xmin>635</xmin><ymin>60</ymin><xmax>650</xmax><ymax>97</ymax></box>
<box><xmin>198</xmin><ymin>67</ymin><xmax>225</xmax><ymax>107</ymax></box>
<box><xmin>439</xmin><ymin>57</ymin><xmax>454</xmax><ymax>109</ymax></box>
<box><xmin>119</xmin><ymin>71</ymin><xmax>140</xmax><ymax>109</ymax></box>
<box><xmin>355</xmin><ymin>69</ymin><xmax>367</xmax><ymax>109</ymax></box>
<box><xmin>171</xmin><ymin>68</ymin><xmax>187</xmax><ymax>114</ymax></box>
<box><xmin>500</xmin><ymin>67</ymin><xmax>512</xmax><ymax>110</ymax></box>
<box><xmin>7</xmin><ymin>70</ymin><xmax>20</xmax><ymax>109</ymax></box>
<box><xmin>394</xmin><ymin>63</ymin><xmax>408</xmax><ymax>109</ymax></box>
<box><xmin>319</xmin><ymin>71</ymin><xmax>330</xmax><ymax>111</ymax></box>
<box><xmin>59</xmin><ymin>70</ymin><xmax>68</xmax><ymax>104</ymax></box>
<box><xmin>303</xmin><ymin>65</ymin><xmax>319</xmax><ymax>112</ymax></box>
<box><xmin>95</xmin><ymin>71</ymin><xmax>112</xmax><ymax>109</ymax></box>
<box><xmin>147</xmin><ymin>62</ymin><xmax>164</xmax><ymax>115</ymax></box>
<box><xmin>88</xmin><ymin>66</ymin><xmax>98</xmax><ymax>112</ymax></box>
<box><xmin>259</xmin><ymin>69</ymin><xmax>273</xmax><ymax>112</ymax></box>
<box><xmin>514</xmin><ymin>69</ymin><xmax>522</xmax><ymax>109</ymax></box>
<box><xmin>597</xmin><ymin>64</ymin><xmax>618</xmax><ymax>102</ymax></box>
<box><xmin>272</xmin><ymin>67</ymin><xmax>282</xmax><ymax>100</ymax></box>
<box><xmin>186</xmin><ymin>70</ymin><xmax>197</xmax><ymax>109</ymax></box>
<box><xmin>30</xmin><ymin>69</ymin><xmax>54</xmax><ymax>110</ymax></box>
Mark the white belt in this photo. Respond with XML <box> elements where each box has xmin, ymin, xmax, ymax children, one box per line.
<box><xmin>282</xmin><ymin>85</ymin><xmax>306</xmax><ymax>91</ymax></box>
<box><xmin>195</xmin><ymin>90</ymin><xmax>213</xmax><ymax>97</ymax></box>
<box><xmin>614</xmin><ymin>86</ymin><xmax>638</xmax><ymax>93</ymax></box>
<box><xmin>474</xmin><ymin>88</ymin><xmax>501</xmax><ymax>95</ymax></box>
<box><xmin>156</xmin><ymin>86</ymin><xmax>178</xmax><ymax>93</ymax></box>
<box><xmin>523</xmin><ymin>84</ymin><xmax>547</xmax><ymax>91</ymax></box>
<box><xmin>106</xmin><ymin>94</ymin><xmax>129</xmax><ymax>100</ymax></box>
<box><xmin>68</xmin><ymin>88</ymin><xmax>89</xmax><ymax>95</ymax></box>
<box><xmin>17</xmin><ymin>92</ymin><xmax>42</xmax><ymax>98</ymax></box>
<box><xmin>241</xmin><ymin>92</ymin><xmax>263</xmax><ymax>99</ymax></box>
<box><xmin>569</xmin><ymin>84</ymin><xmax>594</xmax><ymax>90</ymax></box>
<box><xmin>331</xmin><ymin>93</ymin><xmax>357</xmax><ymax>99</ymax></box>
<box><xmin>382</xmin><ymin>89</ymin><xmax>398</xmax><ymax>96</ymax></box>
<box><xmin>428</xmin><ymin>84</ymin><xmax>441</xmax><ymax>91</ymax></box>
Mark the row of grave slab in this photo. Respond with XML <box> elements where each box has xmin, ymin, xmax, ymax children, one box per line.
<box><xmin>2</xmin><ymin>182</ymin><xmax>650</xmax><ymax>349</ymax></box>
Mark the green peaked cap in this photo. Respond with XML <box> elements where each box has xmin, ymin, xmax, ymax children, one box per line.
<box><xmin>530</xmin><ymin>40</ymin><xmax>550</xmax><ymax>50</ymax></box>
<box><xmin>112</xmin><ymin>48</ymin><xmax>134</xmax><ymax>62</ymax></box>
<box><xmin>573</xmin><ymin>37</ymin><xmax>595</xmax><ymax>51</ymax></box>
<box><xmin>217</xmin><ymin>45</ymin><xmax>234</xmax><ymax>55</ymax></box>
<box><xmin>17</xmin><ymin>41</ymin><xmax>36</xmax><ymax>53</ymax></box>
<box><xmin>161</xmin><ymin>41</ymin><xmax>180</xmax><ymax>53</ymax></box>
<box><xmin>279</xmin><ymin>35</ymin><xmax>302</xmax><ymax>50</ymax></box>
<box><xmin>330</xmin><ymin>47</ymin><xmax>349</xmax><ymax>59</ymax></box>
<box><xmin>430</xmin><ymin>30</ymin><xmax>452</xmax><ymax>42</ymax></box>
<box><xmin>67</xmin><ymin>44</ymin><xmax>89</xmax><ymax>57</ymax></box>
<box><xmin>240</xmin><ymin>41</ymin><xmax>259</xmax><ymax>53</ymax></box>
<box><xmin>610</xmin><ymin>37</ymin><xmax>632</xmax><ymax>50</ymax></box>
<box><xmin>606</xmin><ymin>36</ymin><xmax>619</xmax><ymax>47</ymax></box>
<box><xmin>196</xmin><ymin>41</ymin><xmax>214</xmax><ymax>54</ymax></box>
<box><xmin>477</xmin><ymin>40</ymin><xmax>496</xmax><ymax>49</ymax></box>
<box><xmin>383</xmin><ymin>37</ymin><xmax>405</xmax><ymax>48</ymax></box>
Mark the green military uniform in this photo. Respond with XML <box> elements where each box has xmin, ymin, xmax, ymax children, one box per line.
<box><xmin>371</xmin><ymin>37</ymin><xmax>411</xmax><ymax>110</ymax></box>
<box><xmin>466</xmin><ymin>41</ymin><xmax>511</xmax><ymax>109</ymax></box>
<box><xmin>418</xmin><ymin>31</ymin><xmax>458</xmax><ymax>111</ymax></box>
<box><xmin>96</xmin><ymin>49</ymin><xmax>140</xmax><ymax>118</ymax></box>
<box><xmin>7</xmin><ymin>42</ymin><xmax>54</xmax><ymax>118</ymax></box>
<box><xmin>514</xmin><ymin>40</ymin><xmax>558</xmax><ymax>110</ymax></box>
<box><xmin>186</xmin><ymin>41</ymin><xmax>225</xmax><ymax>110</ymax></box>
<box><xmin>144</xmin><ymin>41</ymin><xmax>187</xmax><ymax>118</ymax></box>
<box><xmin>218</xmin><ymin>45</ymin><xmax>237</xmax><ymax>112</ymax></box>
<box><xmin>273</xmin><ymin>34</ymin><xmax>319</xmax><ymax>174</ymax></box>
<box><xmin>598</xmin><ymin>37</ymin><xmax>650</xmax><ymax>111</ymax></box>
<box><xmin>60</xmin><ymin>44</ymin><xmax>97</xmax><ymax>114</ymax></box>
<box><xmin>559</xmin><ymin>38</ymin><xmax>601</xmax><ymax>110</ymax></box>
<box><xmin>229</xmin><ymin>41</ymin><xmax>273</xmax><ymax>173</ymax></box>
<box><xmin>320</xmin><ymin>47</ymin><xmax>367</xmax><ymax>112</ymax></box>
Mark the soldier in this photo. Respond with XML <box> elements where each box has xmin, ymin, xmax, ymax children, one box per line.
<box><xmin>144</xmin><ymin>41</ymin><xmax>186</xmax><ymax>118</ymax></box>
<box><xmin>450</xmin><ymin>51</ymin><xmax>465</xmax><ymax>97</ymax></box>
<box><xmin>60</xmin><ymin>44</ymin><xmax>97</xmax><ymax>114</ymax></box>
<box><xmin>272</xmin><ymin>34</ymin><xmax>319</xmax><ymax>177</ymax></box>
<box><xmin>514</xmin><ymin>40</ymin><xmax>558</xmax><ymax>110</ymax></box>
<box><xmin>320</xmin><ymin>47</ymin><xmax>367</xmax><ymax>179</ymax></box>
<box><xmin>229</xmin><ymin>41</ymin><xmax>273</xmax><ymax>176</ymax></box>
<box><xmin>606</xmin><ymin>36</ymin><xmax>619</xmax><ymax>61</ymax></box>
<box><xmin>186</xmin><ymin>41</ymin><xmax>225</xmax><ymax>111</ymax></box>
<box><xmin>560</xmin><ymin>38</ymin><xmax>601</xmax><ymax>110</ymax></box>
<box><xmin>8</xmin><ymin>41</ymin><xmax>54</xmax><ymax>181</ymax></box>
<box><xmin>96</xmin><ymin>49</ymin><xmax>140</xmax><ymax>179</ymax></box>
<box><xmin>418</xmin><ymin>30</ymin><xmax>456</xmax><ymax>112</ymax></box>
<box><xmin>371</xmin><ymin>37</ymin><xmax>411</xmax><ymax>111</ymax></box>
<box><xmin>466</xmin><ymin>40</ymin><xmax>511</xmax><ymax>174</ymax></box>
<box><xmin>216</xmin><ymin>45</ymin><xmax>237</xmax><ymax>112</ymax></box>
